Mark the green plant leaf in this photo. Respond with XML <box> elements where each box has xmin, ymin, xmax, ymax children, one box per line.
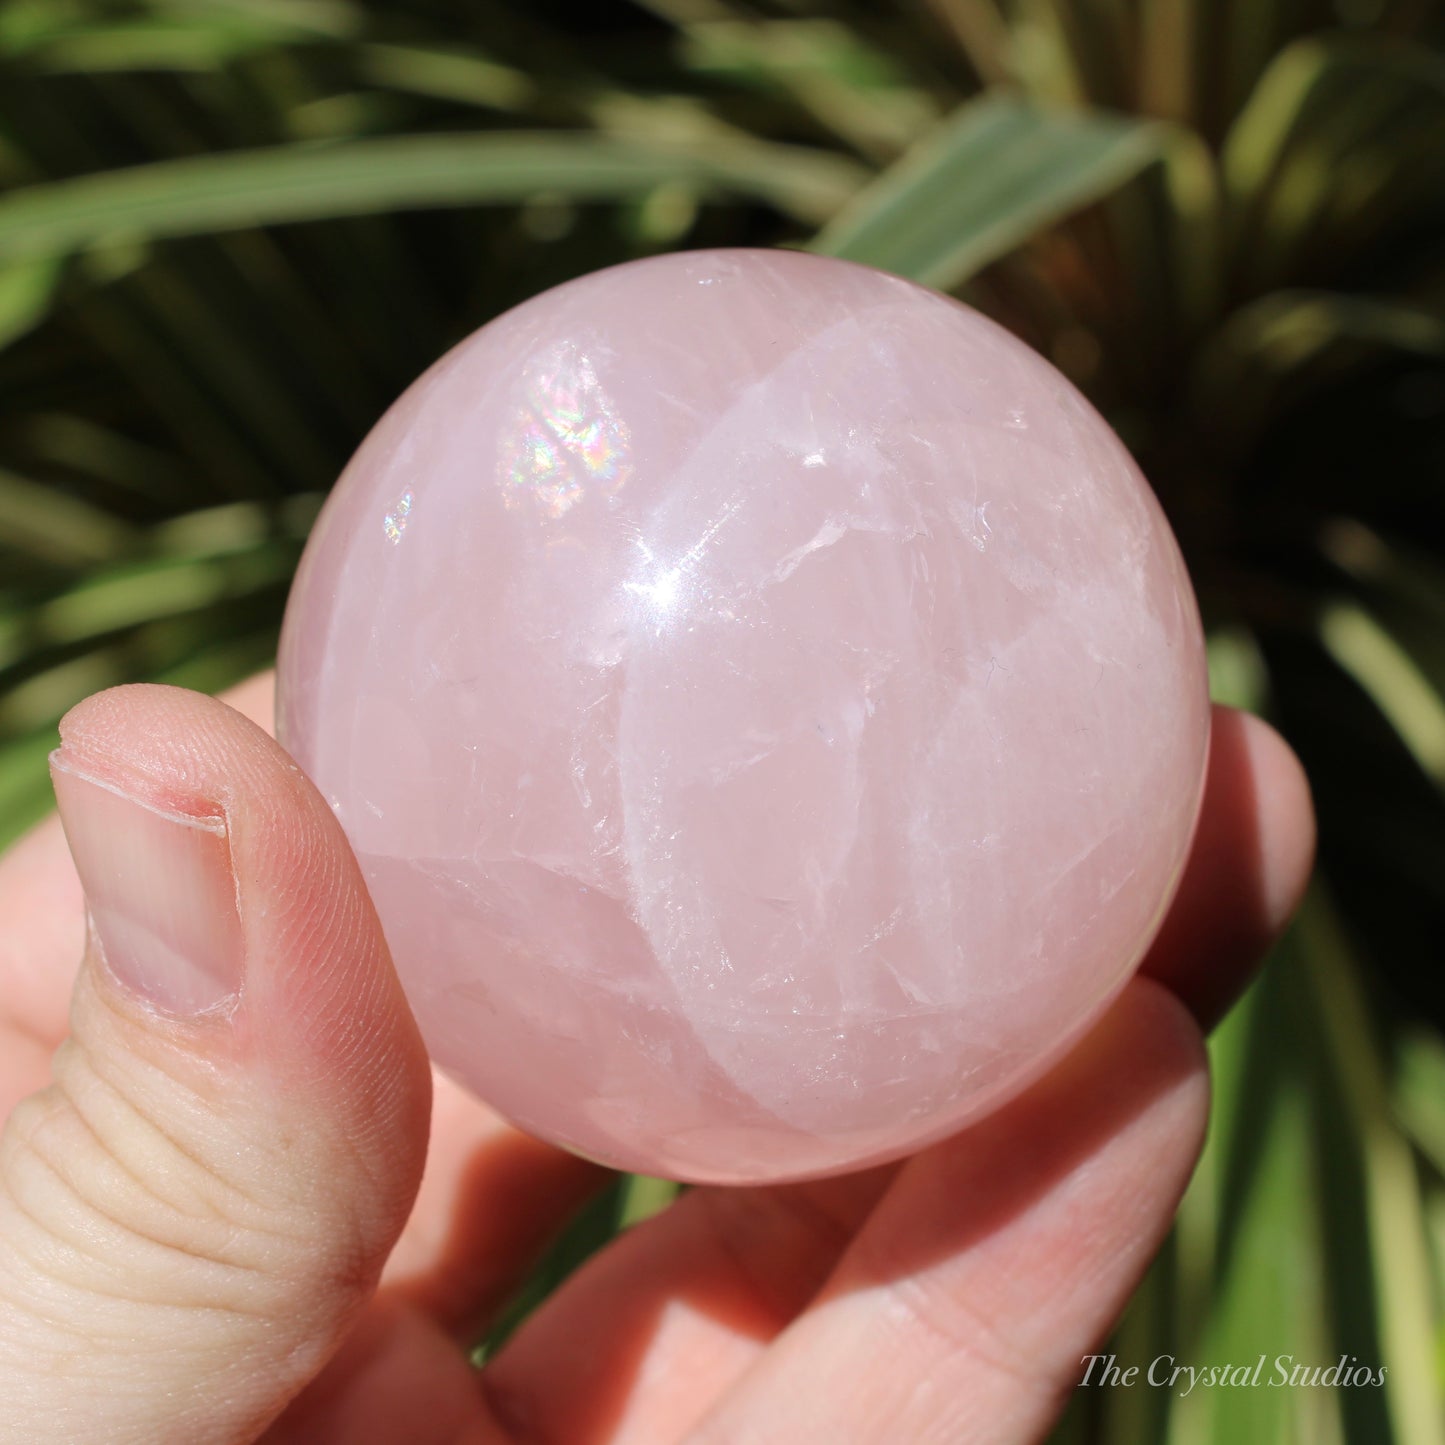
<box><xmin>0</xmin><ymin>466</ymin><xmax>141</xmax><ymax>568</ymax></box>
<box><xmin>0</xmin><ymin>131</ymin><xmax>863</xmax><ymax>267</ymax></box>
<box><xmin>1221</xmin><ymin>36</ymin><xmax>1445</xmax><ymax>287</ymax></box>
<box><xmin>1395</xmin><ymin>1028</ymin><xmax>1445</xmax><ymax>1181</ymax></box>
<box><xmin>5</xmin><ymin>17</ymin><xmax>301</xmax><ymax>71</ymax></box>
<box><xmin>1220</xmin><ymin>36</ymin><xmax>1331</xmax><ymax>206</ymax></box>
<box><xmin>1216</xmin><ymin>292</ymin><xmax>1445</xmax><ymax>374</ymax></box>
<box><xmin>1206</xmin><ymin>626</ymin><xmax>1269</xmax><ymax>712</ymax></box>
<box><xmin>616</xmin><ymin>1173</ymin><xmax>680</xmax><ymax>1228</ymax></box>
<box><xmin>810</xmin><ymin>94</ymin><xmax>1165</xmax><ymax>291</ymax></box>
<box><xmin>1167</xmin><ymin>959</ymin><xmax>1340</xmax><ymax>1444</ymax></box>
<box><xmin>471</xmin><ymin>1175</ymin><xmax>629</xmax><ymax>1367</ymax></box>
<box><xmin>918</xmin><ymin>0</ymin><xmax>1011</xmax><ymax>87</ymax></box>
<box><xmin>0</xmin><ymin>730</ymin><xmax>61</xmax><ymax>846</ymax></box>
<box><xmin>154</xmin><ymin>0</ymin><xmax>360</xmax><ymax>42</ymax></box>
<box><xmin>0</xmin><ymin>259</ymin><xmax>62</xmax><ymax>349</ymax></box>
<box><xmin>1187</xmin><ymin>291</ymin><xmax>1445</xmax><ymax>452</ymax></box>
<box><xmin>1319</xmin><ymin>601</ymin><xmax>1445</xmax><ymax>789</ymax></box>
<box><xmin>357</xmin><ymin>43</ymin><xmax>537</xmax><ymax>113</ymax></box>
<box><xmin>679</xmin><ymin>19</ymin><xmax>940</xmax><ymax>159</ymax></box>
<box><xmin>1139</xmin><ymin>0</ymin><xmax>1200</xmax><ymax>124</ymax></box>
<box><xmin>1300</xmin><ymin>892</ymin><xmax>1445</xmax><ymax>1445</ymax></box>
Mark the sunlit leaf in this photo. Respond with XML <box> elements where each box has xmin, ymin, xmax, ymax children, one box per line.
<box><xmin>1175</xmin><ymin>960</ymin><xmax>1339</xmax><ymax>1444</ymax></box>
<box><xmin>1188</xmin><ymin>291</ymin><xmax>1445</xmax><ymax>448</ymax></box>
<box><xmin>680</xmin><ymin>20</ymin><xmax>940</xmax><ymax>158</ymax></box>
<box><xmin>357</xmin><ymin>43</ymin><xmax>537</xmax><ymax>112</ymax></box>
<box><xmin>1222</xmin><ymin>36</ymin><xmax>1445</xmax><ymax>284</ymax></box>
<box><xmin>0</xmin><ymin>131</ymin><xmax>863</xmax><ymax>266</ymax></box>
<box><xmin>7</xmin><ymin>18</ymin><xmax>298</xmax><ymax>71</ymax></box>
<box><xmin>0</xmin><ymin>259</ymin><xmax>62</xmax><ymax>349</ymax></box>
<box><xmin>616</xmin><ymin>1174</ymin><xmax>680</xmax><ymax>1228</ymax></box>
<box><xmin>918</xmin><ymin>0</ymin><xmax>1012</xmax><ymax>86</ymax></box>
<box><xmin>1394</xmin><ymin>1028</ymin><xmax>1445</xmax><ymax>1180</ymax></box>
<box><xmin>31</xmin><ymin>545</ymin><xmax>299</xmax><ymax>648</ymax></box>
<box><xmin>1206</xmin><ymin>626</ymin><xmax>1269</xmax><ymax>711</ymax></box>
<box><xmin>0</xmin><ymin>466</ymin><xmax>140</xmax><ymax>568</ymax></box>
<box><xmin>1320</xmin><ymin>602</ymin><xmax>1445</xmax><ymax>787</ymax></box>
<box><xmin>1301</xmin><ymin>893</ymin><xmax>1445</xmax><ymax>1445</ymax></box>
<box><xmin>811</xmin><ymin>94</ymin><xmax>1165</xmax><ymax>291</ymax></box>
<box><xmin>0</xmin><ymin>731</ymin><xmax>61</xmax><ymax>845</ymax></box>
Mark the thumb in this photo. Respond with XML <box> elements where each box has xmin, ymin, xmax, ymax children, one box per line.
<box><xmin>0</xmin><ymin>685</ymin><xmax>432</xmax><ymax>1444</ymax></box>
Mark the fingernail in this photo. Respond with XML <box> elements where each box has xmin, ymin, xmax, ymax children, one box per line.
<box><xmin>49</xmin><ymin>752</ymin><xmax>244</xmax><ymax>1016</ymax></box>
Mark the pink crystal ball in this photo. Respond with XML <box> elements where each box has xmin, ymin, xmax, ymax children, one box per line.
<box><xmin>278</xmin><ymin>249</ymin><xmax>1209</xmax><ymax>1184</ymax></box>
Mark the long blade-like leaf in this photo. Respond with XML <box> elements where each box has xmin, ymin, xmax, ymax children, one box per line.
<box><xmin>0</xmin><ymin>466</ymin><xmax>140</xmax><ymax>568</ymax></box>
<box><xmin>0</xmin><ymin>131</ymin><xmax>864</xmax><ymax>265</ymax></box>
<box><xmin>1302</xmin><ymin>892</ymin><xmax>1445</xmax><ymax>1445</ymax></box>
<box><xmin>0</xmin><ymin>258</ymin><xmax>62</xmax><ymax>349</ymax></box>
<box><xmin>1320</xmin><ymin>601</ymin><xmax>1445</xmax><ymax>789</ymax></box>
<box><xmin>811</xmin><ymin>94</ymin><xmax>1164</xmax><ymax>290</ymax></box>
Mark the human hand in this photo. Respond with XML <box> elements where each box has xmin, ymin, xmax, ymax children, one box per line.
<box><xmin>0</xmin><ymin>677</ymin><xmax>1312</xmax><ymax>1444</ymax></box>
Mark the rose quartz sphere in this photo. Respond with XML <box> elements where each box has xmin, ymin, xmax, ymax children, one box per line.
<box><xmin>278</xmin><ymin>249</ymin><xmax>1209</xmax><ymax>1184</ymax></box>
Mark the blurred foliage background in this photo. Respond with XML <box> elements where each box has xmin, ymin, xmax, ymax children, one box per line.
<box><xmin>1</xmin><ymin>0</ymin><xmax>1444</xmax><ymax>1439</ymax></box>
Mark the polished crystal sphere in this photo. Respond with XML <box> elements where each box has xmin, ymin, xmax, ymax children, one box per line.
<box><xmin>277</xmin><ymin>249</ymin><xmax>1209</xmax><ymax>1184</ymax></box>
